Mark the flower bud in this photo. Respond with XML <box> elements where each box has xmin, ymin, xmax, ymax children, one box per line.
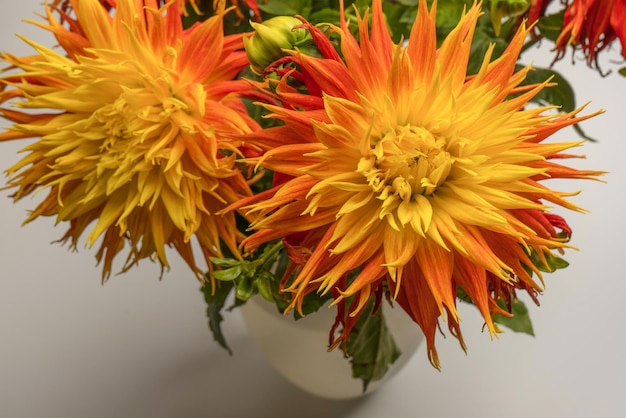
<box><xmin>243</xmin><ymin>16</ymin><xmax>309</xmax><ymax>75</ymax></box>
<box><xmin>490</xmin><ymin>0</ymin><xmax>531</xmax><ymax>35</ymax></box>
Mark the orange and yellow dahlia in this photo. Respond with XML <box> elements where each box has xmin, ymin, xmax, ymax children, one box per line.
<box><xmin>0</xmin><ymin>0</ymin><xmax>259</xmax><ymax>280</ymax></box>
<box><xmin>236</xmin><ymin>0</ymin><xmax>603</xmax><ymax>367</ymax></box>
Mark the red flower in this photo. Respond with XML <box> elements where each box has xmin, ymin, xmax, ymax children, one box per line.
<box><xmin>555</xmin><ymin>0</ymin><xmax>626</xmax><ymax>69</ymax></box>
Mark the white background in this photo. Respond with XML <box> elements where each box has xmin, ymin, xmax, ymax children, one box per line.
<box><xmin>1</xmin><ymin>2</ymin><xmax>625</xmax><ymax>417</ymax></box>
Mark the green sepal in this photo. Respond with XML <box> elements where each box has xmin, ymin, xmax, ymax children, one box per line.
<box><xmin>346</xmin><ymin>299</ymin><xmax>401</xmax><ymax>392</ymax></box>
<box><xmin>211</xmin><ymin>264</ymin><xmax>243</xmax><ymax>282</ymax></box>
<box><xmin>255</xmin><ymin>271</ymin><xmax>276</xmax><ymax>303</ymax></box>
<box><xmin>493</xmin><ymin>298</ymin><xmax>535</xmax><ymax>336</ymax></box>
<box><xmin>201</xmin><ymin>280</ymin><xmax>235</xmax><ymax>355</ymax></box>
<box><xmin>208</xmin><ymin>241</ymin><xmax>284</xmax><ymax>304</ymax></box>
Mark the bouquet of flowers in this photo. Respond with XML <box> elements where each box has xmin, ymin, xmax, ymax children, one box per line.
<box><xmin>0</xmin><ymin>0</ymin><xmax>616</xmax><ymax>391</ymax></box>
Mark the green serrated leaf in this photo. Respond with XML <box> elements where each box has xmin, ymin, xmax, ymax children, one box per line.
<box><xmin>619</xmin><ymin>67</ymin><xmax>626</xmax><ymax>77</ymax></box>
<box><xmin>201</xmin><ymin>281</ymin><xmax>235</xmax><ymax>354</ymax></box>
<box><xmin>346</xmin><ymin>300</ymin><xmax>401</xmax><ymax>392</ymax></box>
<box><xmin>493</xmin><ymin>298</ymin><xmax>535</xmax><ymax>336</ymax></box>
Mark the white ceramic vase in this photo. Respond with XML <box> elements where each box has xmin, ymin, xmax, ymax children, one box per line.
<box><xmin>240</xmin><ymin>296</ymin><xmax>424</xmax><ymax>400</ymax></box>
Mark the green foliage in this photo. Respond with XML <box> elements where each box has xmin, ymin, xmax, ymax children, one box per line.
<box><xmin>257</xmin><ymin>0</ymin><xmax>312</xmax><ymax>16</ymax></box>
<box><xmin>536</xmin><ymin>11</ymin><xmax>566</xmax><ymax>42</ymax></box>
<box><xmin>204</xmin><ymin>240</ymin><xmax>336</xmax><ymax>353</ymax></box>
<box><xmin>493</xmin><ymin>298</ymin><xmax>535</xmax><ymax>336</ymax></box>
<box><xmin>209</xmin><ymin>241</ymin><xmax>284</xmax><ymax>303</ymax></box>
<box><xmin>201</xmin><ymin>280</ymin><xmax>236</xmax><ymax>354</ymax></box>
<box><xmin>434</xmin><ymin>0</ymin><xmax>475</xmax><ymax>32</ymax></box>
<box><xmin>467</xmin><ymin>12</ymin><xmax>511</xmax><ymax>74</ymax></box>
<box><xmin>201</xmin><ymin>241</ymin><xmax>283</xmax><ymax>354</ymax></box>
<box><xmin>528</xmin><ymin>249</ymin><xmax>570</xmax><ymax>273</ymax></box>
<box><xmin>345</xmin><ymin>298</ymin><xmax>401</xmax><ymax>392</ymax></box>
<box><xmin>457</xmin><ymin>287</ymin><xmax>535</xmax><ymax>337</ymax></box>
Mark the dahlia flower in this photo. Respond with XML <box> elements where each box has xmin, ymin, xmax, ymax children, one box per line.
<box><xmin>236</xmin><ymin>0</ymin><xmax>603</xmax><ymax>367</ymax></box>
<box><xmin>555</xmin><ymin>0</ymin><xmax>626</xmax><ymax>68</ymax></box>
<box><xmin>0</xmin><ymin>0</ymin><xmax>260</xmax><ymax>280</ymax></box>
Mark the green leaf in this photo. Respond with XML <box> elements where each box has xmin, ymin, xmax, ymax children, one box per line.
<box><xmin>536</xmin><ymin>11</ymin><xmax>565</xmax><ymax>42</ymax></box>
<box><xmin>201</xmin><ymin>281</ymin><xmax>235</xmax><ymax>354</ymax></box>
<box><xmin>435</xmin><ymin>0</ymin><xmax>475</xmax><ymax>30</ymax></box>
<box><xmin>467</xmin><ymin>13</ymin><xmax>509</xmax><ymax>74</ymax></box>
<box><xmin>396</xmin><ymin>0</ymin><xmax>418</xmax><ymax>5</ymax></box>
<box><xmin>618</xmin><ymin>66</ymin><xmax>626</xmax><ymax>77</ymax></box>
<box><xmin>308</xmin><ymin>7</ymin><xmax>341</xmax><ymax>26</ymax></box>
<box><xmin>294</xmin><ymin>290</ymin><xmax>333</xmax><ymax>318</ymax></box>
<box><xmin>381</xmin><ymin>2</ymin><xmax>416</xmax><ymax>42</ymax></box>
<box><xmin>346</xmin><ymin>300</ymin><xmax>401</xmax><ymax>392</ymax></box>
<box><xmin>258</xmin><ymin>0</ymin><xmax>312</xmax><ymax>17</ymax></box>
<box><xmin>529</xmin><ymin>249</ymin><xmax>570</xmax><ymax>273</ymax></box>
<box><xmin>493</xmin><ymin>298</ymin><xmax>535</xmax><ymax>336</ymax></box>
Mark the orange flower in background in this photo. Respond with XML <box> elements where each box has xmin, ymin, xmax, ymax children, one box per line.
<box><xmin>0</xmin><ymin>0</ymin><xmax>259</xmax><ymax>280</ymax></box>
<box><xmin>236</xmin><ymin>0</ymin><xmax>603</xmax><ymax>367</ymax></box>
<box><xmin>555</xmin><ymin>0</ymin><xmax>626</xmax><ymax>68</ymax></box>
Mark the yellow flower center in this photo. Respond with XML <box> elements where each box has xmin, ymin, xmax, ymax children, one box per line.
<box><xmin>359</xmin><ymin>125</ymin><xmax>453</xmax><ymax>205</ymax></box>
